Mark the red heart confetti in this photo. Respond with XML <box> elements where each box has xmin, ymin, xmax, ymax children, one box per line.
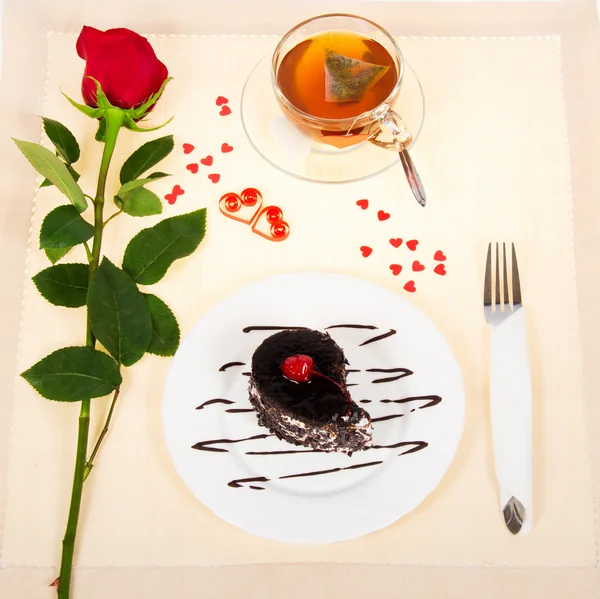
<box><xmin>412</xmin><ymin>260</ymin><xmax>425</xmax><ymax>272</ymax></box>
<box><xmin>389</xmin><ymin>264</ymin><xmax>402</xmax><ymax>276</ymax></box>
<box><xmin>208</xmin><ymin>174</ymin><xmax>221</xmax><ymax>184</ymax></box>
<box><xmin>200</xmin><ymin>155</ymin><xmax>213</xmax><ymax>167</ymax></box>
<box><xmin>164</xmin><ymin>184</ymin><xmax>184</xmax><ymax>205</ymax></box>
<box><xmin>434</xmin><ymin>264</ymin><xmax>447</xmax><ymax>276</ymax></box>
<box><xmin>221</xmin><ymin>143</ymin><xmax>234</xmax><ymax>153</ymax></box>
<box><xmin>378</xmin><ymin>210</ymin><xmax>390</xmax><ymax>221</ymax></box>
<box><xmin>360</xmin><ymin>246</ymin><xmax>373</xmax><ymax>258</ymax></box>
<box><xmin>356</xmin><ymin>199</ymin><xmax>369</xmax><ymax>210</ymax></box>
<box><xmin>182</xmin><ymin>143</ymin><xmax>194</xmax><ymax>154</ymax></box>
<box><xmin>389</xmin><ymin>238</ymin><xmax>402</xmax><ymax>248</ymax></box>
<box><xmin>216</xmin><ymin>96</ymin><xmax>229</xmax><ymax>106</ymax></box>
<box><xmin>186</xmin><ymin>163</ymin><xmax>199</xmax><ymax>174</ymax></box>
<box><xmin>404</xmin><ymin>280</ymin><xmax>416</xmax><ymax>293</ymax></box>
<box><xmin>434</xmin><ymin>250</ymin><xmax>447</xmax><ymax>261</ymax></box>
<box><xmin>406</xmin><ymin>239</ymin><xmax>419</xmax><ymax>251</ymax></box>
<box><xmin>220</xmin><ymin>105</ymin><xmax>232</xmax><ymax>116</ymax></box>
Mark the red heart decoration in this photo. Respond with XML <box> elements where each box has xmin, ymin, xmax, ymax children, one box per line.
<box><xmin>208</xmin><ymin>174</ymin><xmax>221</xmax><ymax>184</ymax></box>
<box><xmin>389</xmin><ymin>238</ymin><xmax>402</xmax><ymax>248</ymax></box>
<box><xmin>406</xmin><ymin>239</ymin><xmax>419</xmax><ymax>251</ymax></box>
<box><xmin>378</xmin><ymin>210</ymin><xmax>390</xmax><ymax>221</ymax></box>
<box><xmin>434</xmin><ymin>264</ymin><xmax>447</xmax><ymax>276</ymax></box>
<box><xmin>360</xmin><ymin>246</ymin><xmax>372</xmax><ymax>258</ymax></box>
<box><xmin>389</xmin><ymin>264</ymin><xmax>402</xmax><ymax>276</ymax></box>
<box><xmin>252</xmin><ymin>206</ymin><xmax>290</xmax><ymax>242</ymax></box>
<box><xmin>164</xmin><ymin>185</ymin><xmax>183</xmax><ymax>205</ymax></box>
<box><xmin>216</xmin><ymin>96</ymin><xmax>229</xmax><ymax>106</ymax></box>
<box><xmin>434</xmin><ymin>250</ymin><xmax>447</xmax><ymax>261</ymax></box>
<box><xmin>356</xmin><ymin>199</ymin><xmax>369</xmax><ymax>210</ymax></box>
<box><xmin>220</xmin><ymin>105</ymin><xmax>232</xmax><ymax>116</ymax></box>
<box><xmin>404</xmin><ymin>280</ymin><xmax>416</xmax><ymax>293</ymax></box>
<box><xmin>200</xmin><ymin>155</ymin><xmax>213</xmax><ymax>167</ymax></box>
<box><xmin>412</xmin><ymin>260</ymin><xmax>425</xmax><ymax>272</ymax></box>
<box><xmin>183</xmin><ymin>143</ymin><xmax>195</xmax><ymax>154</ymax></box>
<box><xmin>221</xmin><ymin>143</ymin><xmax>234</xmax><ymax>153</ymax></box>
<box><xmin>219</xmin><ymin>188</ymin><xmax>263</xmax><ymax>224</ymax></box>
<box><xmin>186</xmin><ymin>163</ymin><xmax>199</xmax><ymax>174</ymax></box>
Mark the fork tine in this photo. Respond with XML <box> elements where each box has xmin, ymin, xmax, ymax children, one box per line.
<box><xmin>495</xmin><ymin>243</ymin><xmax>501</xmax><ymax>307</ymax></box>
<box><xmin>502</xmin><ymin>242</ymin><xmax>510</xmax><ymax>308</ymax></box>
<box><xmin>511</xmin><ymin>243</ymin><xmax>522</xmax><ymax>305</ymax></box>
<box><xmin>484</xmin><ymin>242</ymin><xmax>492</xmax><ymax>306</ymax></box>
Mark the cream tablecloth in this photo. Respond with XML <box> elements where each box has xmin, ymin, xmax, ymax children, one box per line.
<box><xmin>1</xmin><ymin>0</ymin><xmax>599</xmax><ymax>597</ymax></box>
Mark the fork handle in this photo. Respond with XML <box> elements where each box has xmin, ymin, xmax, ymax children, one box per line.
<box><xmin>489</xmin><ymin>307</ymin><xmax>533</xmax><ymax>534</ymax></box>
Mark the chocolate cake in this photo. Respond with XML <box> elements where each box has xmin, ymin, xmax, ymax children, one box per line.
<box><xmin>249</xmin><ymin>328</ymin><xmax>372</xmax><ymax>453</ymax></box>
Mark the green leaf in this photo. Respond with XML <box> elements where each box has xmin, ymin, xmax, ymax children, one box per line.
<box><xmin>119</xmin><ymin>135</ymin><xmax>174</xmax><ymax>184</ymax></box>
<box><xmin>39</xmin><ymin>205</ymin><xmax>94</xmax><ymax>249</ymax></box>
<box><xmin>95</xmin><ymin>118</ymin><xmax>107</xmax><ymax>142</ymax></box>
<box><xmin>148</xmin><ymin>171</ymin><xmax>170</xmax><ymax>179</ymax></box>
<box><xmin>122</xmin><ymin>209</ymin><xmax>207</xmax><ymax>285</ymax></box>
<box><xmin>144</xmin><ymin>294</ymin><xmax>180</xmax><ymax>356</ymax></box>
<box><xmin>62</xmin><ymin>92</ymin><xmax>104</xmax><ymax>119</ymax></box>
<box><xmin>41</xmin><ymin>165</ymin><xmax>80</xmax><ymax>189</ymax></box>
<box><xmin>13</xmin><ymin>139</ymin><xmax>87</xmax><ymax>212</ymax></box>
<box><xmin>21</xmin><ymin>346</ymin><xmax>121</xmax><ymax>402</ymax></box>
<box><xmin>88</xmin><ymin>258</ymin><xmax>152</xmax><ymax>367</ymax></box>
<box><xmin>42</xmin><ymin>117</ymin><xmax>80</xmax><ymax>164</ymax></box>
<box><xmin>45</xmin><ymin>246</ymin><xmax>72</xmax><ymax>264</ymax></box>
<box><xmin>115</xmin><ymin>187</ymin><xmax>162</xmax><ymax>217</ymax></box>
<box><xmin>116</xmin><ymin>177</ymin><xmax>159</xmax><ymax>198</ymax></box>
<box><xmin>32</xmin><ymin>263</ymin><xmax>88</xmax><ymax>307</ymax></box>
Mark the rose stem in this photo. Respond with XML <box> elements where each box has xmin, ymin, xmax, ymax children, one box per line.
<box><xmin>57</xmin><ymin>108</ymin><xmax>124</xmax><ymax>599</ymax></box>
<box><xmin>311</xmin><ymin>372</ymin><xmax>353</xmax><ymax>417</ymax></box>
<box><xmin>82</xmin><ymin>386</ymin><xmax>120</xmax><ymax>481</ymax></box>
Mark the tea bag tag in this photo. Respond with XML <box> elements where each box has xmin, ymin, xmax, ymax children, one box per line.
<box><xmin>324</xmin><ymin>50</ymin><xmax>389</xmax><ymax>103</ymax></box>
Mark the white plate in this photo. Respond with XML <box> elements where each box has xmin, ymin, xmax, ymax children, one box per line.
<box><xmin>162</xmin><ymin>272</ymin><xmax>465</xmax><ymax>544</ymax></box>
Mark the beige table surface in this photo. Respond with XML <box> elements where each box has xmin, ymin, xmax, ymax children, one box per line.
<box><xmin>1</xmin><ymin>0</ymin><xmax>600</xmax><ymax>597</ymax></box>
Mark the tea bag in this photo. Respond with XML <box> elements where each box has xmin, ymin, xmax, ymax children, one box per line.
<box><xmin>324</xmin><ymin>49</ymin><xmax>389</xmax><ymax>103</ymax></box>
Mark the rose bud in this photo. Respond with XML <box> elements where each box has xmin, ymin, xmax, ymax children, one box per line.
<box><xmin>76</xmin><ymin>26</ymin><xmax>168</xmax><ymax>111</ymax></box>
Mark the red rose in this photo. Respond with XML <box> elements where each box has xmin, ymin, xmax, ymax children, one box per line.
<box><xmin>76</xmin><ymin>26</ymin><xmax>168</xmax><ymax>111</ymax></box>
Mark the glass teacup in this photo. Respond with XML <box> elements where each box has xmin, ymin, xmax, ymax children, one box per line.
<box><xmin>271</xmin><ymin>13</ymin><xmax>413</xmax><ymax>154</ymax></box>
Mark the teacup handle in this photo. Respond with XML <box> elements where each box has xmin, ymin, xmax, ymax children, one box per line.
<box><xmin>370</xmin><ymin>110</ymin><xmax>426</xmax><ymax>207</ymax></box>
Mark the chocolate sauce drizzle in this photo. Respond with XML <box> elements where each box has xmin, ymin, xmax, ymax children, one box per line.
<box><xmin>218</xmin><ymin>361</ymin><xmax>246</xmax><ymax>372</ymax></box>
<box><xmin>228</xmin><ymin>460</ymin><xmax>383</xmax><ymax>490</ymax></box>
<box><xmin>371</xmin><ymin>395</ymin><xmax>442</xmax><ymax>422</ymax></box>
<box><xmin>366</xmin><ymin>368</ymin><xmax>411</xmax><ymax>373</ymax></box>
<box><xmin>359</xmin><ymin>329</ymin><xmax>397</xmax><ymax>346</ymax></box>
<box><xmin>196</xmin><ymin>398</ymin><xmax>235</xmax><ymax>410</ymax></box>
<box><xmin>372</xmin><ymin>372</ymin><xmax>413</xmax><ymax>384</ymax></box>
<box><xmin>195</xmin><ymin>323</ymin><xmax>442</xmax><ymax>491</ymax></box>
<box><xmin>325</xmin><ymin>324</ymin><xmax>378</xmax><ymax>330</ymax></box>
<box><xmin>193</xmin><ymin>434</ymin><xmax>428</xmax><ymax>457</ymax></box>
<box><xmin>245</xmin><ymin>440</ymin><xmax>427</xmax><ymax>457</ymax></box>
<box><xmin>242</xmin><ymin>326</ymin><xmax>305</xmax><ymax>333</ymax></box>
<box><xmin>192</xmin><ymin>434</ymin><xmax>272</xmax><ymax>452</ymax></box>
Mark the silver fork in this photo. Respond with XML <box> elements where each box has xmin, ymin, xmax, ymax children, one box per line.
<box><xmin>484</xmin><ymin>243</ymin><xmax>533</xmax><ymax>535</ymax></box>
